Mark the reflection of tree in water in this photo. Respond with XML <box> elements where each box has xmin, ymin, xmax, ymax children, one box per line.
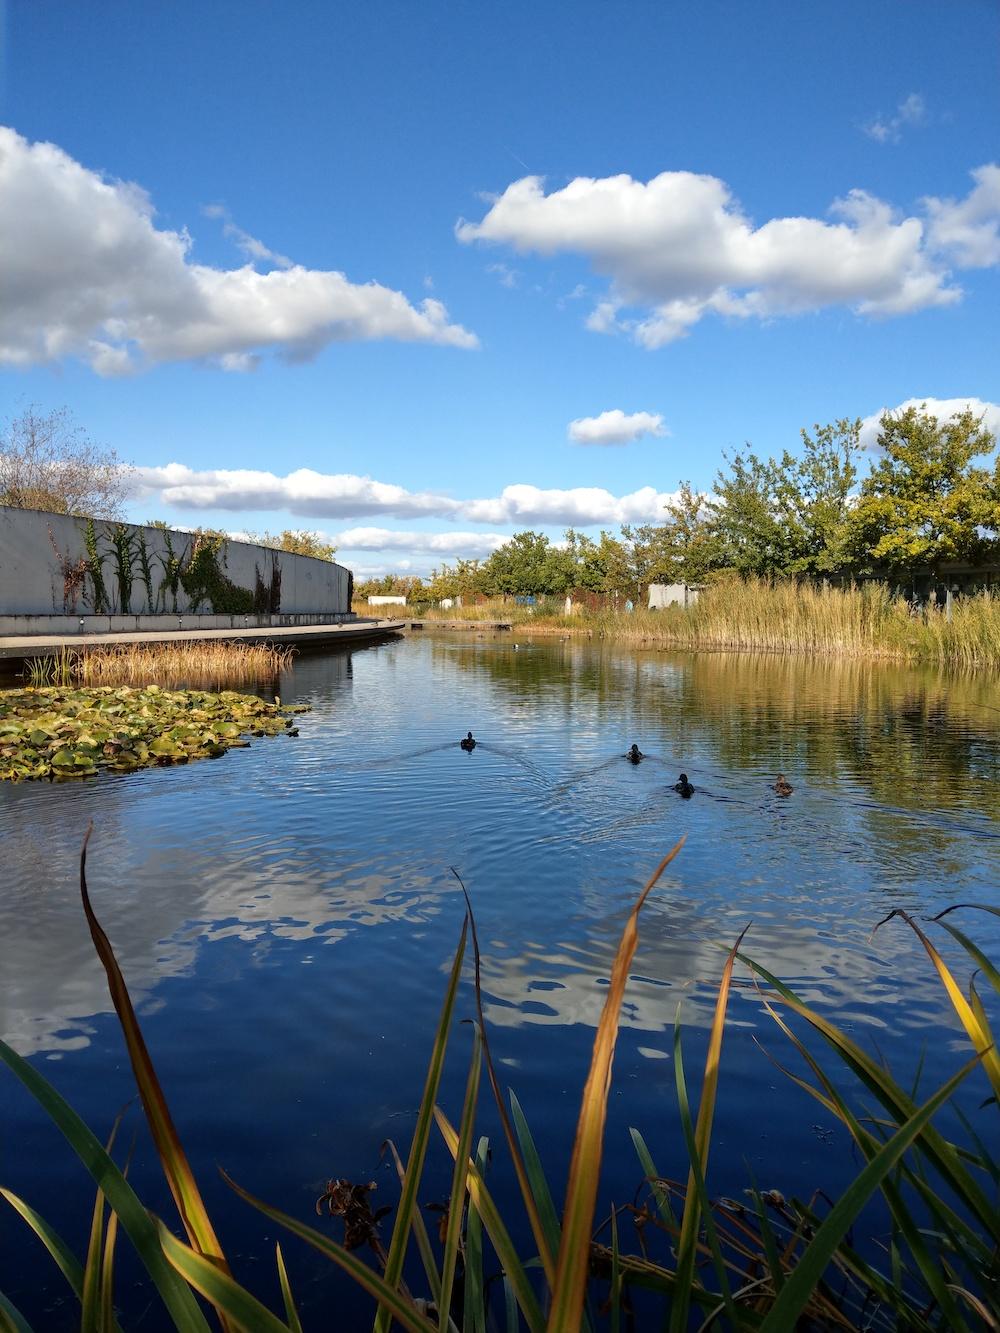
<box><xmin>439</xmin><ymin>638</ymin><xmax>1000</xmax><ymax>863</ymax></box>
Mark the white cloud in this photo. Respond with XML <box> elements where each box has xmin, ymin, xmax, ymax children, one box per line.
<box><xmin>864</xmin><ymin>92</ymin><xmax>927</xmax><ymax>144</ymax></box>
<box><xmin>568</xmin><ymin>409</ymin><xmax>667</xmax><ymax>446</ymax></box>
<box><xmin>203</xmin><ymin>203</ymin><xmax>293</xmax><ymax>270</ymax></box>
<box><xmin>0</xmin><ymin>126</ymin><xmax>478</xmax><ymax>375</ymax></box>
<box><xmin>486</xmin><ymin>262</ymin><xmax>520</xmax><ymax>288</ymax></box>
<box><xmin>335</xmin><ymin>527</ymin><xmax>508</xmax><ymax>557</ymax></box>
<box><xmin>456</xmin><ymin>166</ymin><xmax>1000</xmax><ymax>344</ymax></box>
<box><xmin>132</xmin><ymin>463</ymin><xmax>679</xmax><ymax>527</ymax></box>
<box><xmin>859</xmin><ymin>396</ymin><xmax>1000</xmax><ymax>449</ymax></box>
<box><xmin>923</xmin><ymin>165</ymin><xmax>1000</xmax><ymax>268</ymax></box>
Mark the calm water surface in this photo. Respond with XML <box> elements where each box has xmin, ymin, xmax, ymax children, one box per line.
<box><xmin>2</xmin><ymin>634</ymin><xmax>998</xmax><ymax>1327</ymax></box>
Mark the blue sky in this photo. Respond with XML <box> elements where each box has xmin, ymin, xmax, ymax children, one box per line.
<box><xmin>1</xmin><ymin>0</ymin><xmax>998</xmax><ymax>575</ymax></box>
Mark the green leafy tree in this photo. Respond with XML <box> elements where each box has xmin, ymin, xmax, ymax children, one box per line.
<box><xmin>660</xmin><ymin>482</ymin><xmax>725</xmax><ymax>583</ymax></box>
<box><xmin>426</xmin><ymin>559</ymin><xmax>483</xmax><ymax>601</ymax></box>
<box><xmin>847</xmin><ymin>406</ymin><xmax>1000</xmax><ymax>578</ymax></box>
<box><xmin>246</xmin><ymin>529</ymin><xmax>338</xmax><ymax>561</ymax></box>
<box><xmin>479</xmin><ymin>531</ymin><xmax>575</xmax><ymax>596</ymax></box>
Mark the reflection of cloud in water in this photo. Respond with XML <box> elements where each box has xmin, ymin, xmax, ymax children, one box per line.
<box><xmin>0</xmin><ymin>819</ymin><xmax>447</xmax><ymax>1058</ymax></box>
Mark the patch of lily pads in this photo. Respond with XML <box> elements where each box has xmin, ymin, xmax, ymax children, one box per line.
<box><xmin>0</xmin><ymin>685</ymin><xmax>309</xmax><ymax>783</ymax></box>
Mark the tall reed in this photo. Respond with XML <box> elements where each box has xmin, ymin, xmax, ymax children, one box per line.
<box><xmin>24</xmin><ymin>640</ymin><xmax>294</xmax><ymax>689</ymax></box>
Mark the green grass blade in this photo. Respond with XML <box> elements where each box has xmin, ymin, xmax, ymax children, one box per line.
<box><xmin>274</xmin><ymin>1245</ymin><xmax>302</xmax><ymax>1333</ymax></box>
<box><xmin>100</xmin><ymin>1206</ymin><xmax>122</xmax><ymax>1333</ymax></box>
<box><xmin>932</xmin><ymin>919</ymin><xmax>1000</xmax><ymax>998</ymax></box>
<box><xmin>385</xmin><ymin>1139</ymin><xmax>441</xmax><ymax>1308</ymax></box>
<box><xmin>627</xmin><ymin>1128</ymin><xmax>676</xmax><ymax>1228</ymax></box>
<box><xmin>222</xmin><ymin>1171</ymin><xmax>438</xmax><ymax>1333</ymax></box>
<box><xmin>439</xmin><ymin>1023</ymin><xmax>482</xmax><ymax>1329</ymax></box>
<box><xmin>81</xmin><ymin>1186</ymin><xmax>105</xmax><ymax>1333</ymax></box>
<box><xmin>509</xmin><ymin>1091</ymin><xmax>563</xmax><ymax>1263</ymax></box>
<box><xmin>0</xmin><ymin>1189</ymin><xmax>85</xmax><ymax>1304</ymax></box>
<box><xmin>156</xmin><ymin>1221</ymin><xmax>291</xmax><ymax>1332</ymax></box>
<box><xmin>738</xmin><ymin>952</ymin><xmax>999</xmax><ymax>1236</ymax></box>
<box><xmin>503</xmin><ymin>1276</ymin><xmax>518</xmax><ymax>1333</ymax></box>
<box><xmin>609</xmin><ymin>1207</ymin><xmax>621</xmax><ymax>1333</ymax></box>
<box><xmin>0</xmin><ymin>1037</ymin><xmax>211</xmax><ymax>1331</ymax></box>
<box><xmin>0</xmin><ymin>1291</ymin><xmax>34</xmax><ymax>1333</ymax></box>
<box><xmin>547</xmin><ymin>840</ymin><xmax>685</xmax><ymax>1333</ymax></box>
<box><xmin>463</xmin><ymin>1138</ymin><xmax>488</xmax><ymax>1333</ymax></box>
<box><xmin>79</xmin><ymin>829</ymin><xmax>231</xmax><ymax>1276</ymax></box>
<box><xmin>375</xmin><ymin>918</ymin><xmax>468</xmax><ymax>1333</ymax></box>
<box><xmin>758</xmin><ymin>1055</ymin><xmax>980</xmax><ymax>1333</ymax></box>
<box><xmin>436</xmin><ymin>1110</ymin><xmax>545</xmax><ymax>1332</ymax></box>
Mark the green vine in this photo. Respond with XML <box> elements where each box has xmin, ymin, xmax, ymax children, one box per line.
<box><xmin>83</xmin><ymin>519</ymin><xmax>109</xmax><ymax>614</ymax></box>
<box><xmin>180</xmin><ymin>533</ymin><xmax>255</xmax><ymax>614</ymax></box>
<box><xmin>157</xmin><ymin>533</ymin><xmax>185</xmax><ymax>613</ymax></box>
<box><xmin>136</xmin><ymin>532</ymin><xmax>156</xmax><ymax>614</ymax></box>
<box><xmin>108</xmin><ymin>524</ymin><xmax>137</xmax><ymax>615</ymax></box>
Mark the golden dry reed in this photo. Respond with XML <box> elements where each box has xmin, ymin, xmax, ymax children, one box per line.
<box><xmin>27</xmin><ymin>640</ymin><xmax>294</xmax><ymax>689</ymax></box>
<box><xmin>415</xmin><ymin>580</ymin><xmax>1000</xmax><ymax>666</ymax></box>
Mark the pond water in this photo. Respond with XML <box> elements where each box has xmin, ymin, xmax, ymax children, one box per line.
<box><xmin>2</xmin><ymin>633</ymin><xmax>999</xmax><ymax>1328</ymax></box>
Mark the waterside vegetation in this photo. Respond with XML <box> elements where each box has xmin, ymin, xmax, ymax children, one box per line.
<box><xmin>0</xmin><ymin>684</ymin><xmax>307</xmax><ymax>782</ymax></box>
<box><xmin>23</xmin><ymin>640</ymin><xmax>295</xmax><ymax>689</ymax></box>
<box><xmin>0</xmin><ymin>838</ymin><xmax>996</xmax><ymax>1330</ymax></box>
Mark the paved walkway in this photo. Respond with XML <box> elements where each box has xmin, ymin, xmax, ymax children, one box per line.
<box><xmin>0</xmin><ymin>619</ymin><xmax>405</xmax><ymax>659</ymax></box>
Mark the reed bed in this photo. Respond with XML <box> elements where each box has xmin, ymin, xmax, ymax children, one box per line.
<box><xmin>25</xmin><ymin>640</ymin><xmax>294</xmax><ymax>689</ymax></box>
<box><xmin>415</xmin><ymin>582</ymin><xmax>1000</xmax><ymax>666</ymax></box>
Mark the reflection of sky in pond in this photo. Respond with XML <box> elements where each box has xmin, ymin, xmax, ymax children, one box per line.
<box><xmin>1</xmin><ymin>636</ymin><xmax>998</xmax><ymax>1327</ymax></box>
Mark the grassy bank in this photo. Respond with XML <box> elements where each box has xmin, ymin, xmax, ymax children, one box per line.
<box><xmin>398</xmin><ymin>581</ymin><xmax>1000</xmax><ymax>666</ymax></box>
<box><xmin>1</xmin><ymin>839</ymin><xmax>997</xmax><ymax>1330</ymax></box>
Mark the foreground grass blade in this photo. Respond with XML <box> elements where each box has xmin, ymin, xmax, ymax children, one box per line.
<box><xmin>385</xmin><ymin>1140</ymin><xmax>441</xmax><ymax>1309</ymax></box>
<box><xmin>439</xmin><ymin>1023</ymin><xmax>483</xmax><ymax>1329</ymax></box>
<box><xmin>873</xmin><ymin>907</ymin><xmax>1000</xmax><ymax>1101</ymax></box>
<box><xmin>274</xmin><ymin>1245</ymin><xmax>302</xmax><ymax>1333</ymax></box>
<box><xmin>435</xmin><ymin>1110</ymin><xmax>545</xmax><ymax>1332</ymax></box>
<box><xmin>463</xmin><ymin>1138</ymin><xmax>489</xmax><ymax>1333</ymax></box>
<box><xmin>79</xmin><ymin>827</ymin><xmax>231</xmax><ymax>1276</ymax></box>
<box><xmin>509</xmin><ymin>1091</ymin><xmax>563</xmax><ymax>1264</ymax></box>
<box><xmin>454</xmin><ymin>871</ymin><xmax>557</xmax><ymax>1287</ymax></box>
<box><xmin>0</xmin><ymin>1189</ymin><xmax>85</xmax><ymax>1305</ymax></box>
<box><xmin>547</xmin><ymin>839</ymin><xmax>685</xmax><ymax>1333</ymax></box>
<box><xmin>375</xmin><ymin>918</ymin><xmax>468</xmax><ymax>1333</ymax></box>
<box><xmin>0</xmin><ymin>1291</ymin><xmax>34</xmax><ymax>1333</ymax></box>
<box><xmin>222</xmin><ymin>1172</ymin><xmax>439</xmax><ymax>1333</ymax></box>
<box><xmin>670</xmin><ymin>928</ymin><xmax>748</xmax><ymax>1333</ymax></box>
<box><xmin>758</xmin><ymin>1055</ymin><xmax>981</xmax><ymax>1332</ymax></box>
<box><xmin>627</xmin><ymin>1129</ymin><xmax>676</xmax><ymax>1228</ymax></box>
<box><xmin>156</xmin><ymin>1221</ymin><xmax>291</xmax><ymax>1332</ymax></box>
<box><xmin>0</xmin><ymin>1036</ymin><xmax>211</xmax><ymax>1331</ymax></box>
<box><xmin>81</xmin><ymin>1182</ymin><xmax>105</xmax><ymax>1333</ymax></box>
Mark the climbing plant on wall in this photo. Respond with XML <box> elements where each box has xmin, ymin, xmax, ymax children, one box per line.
<box><xmin>107</xmin><ymin>524</ymin><xmax>137</xmax><ymax>615</ymax></box>
<box><xmin>156</xmin><ymin>532</ymin><xmax>185</xmax><ymax>613</ymax></box>
<box><xmin>83</xmin><ymin>519</ymin><xmax>109</xmax><ymax>614</ymax></box>
<box><xmin>136</xmin><ymin>531</ymin><xmax>156</xmax><ymax>614</ymax></box>
<box><xmin>179</xmin><ymin>531</ymin><xmax>255</xmax><ymax>614</ymax></box>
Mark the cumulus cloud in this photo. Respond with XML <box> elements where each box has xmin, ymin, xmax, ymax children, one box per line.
<box><xmin>859</xmin><ymin>396</ymin><xmax>1000</xmax><ymax>449</ymax></box>
<box><xmin>335</xmin><ymin>527</ymin><xmax>509</xmax><ymax>557</ymax></box>
<box><xmin>568</xmin><ymin>409</ymin><xmax>667</xmax><ymax>446</ymax></box>
<box><xmin>132</xmin><ymin>463</ymin><xmax>678</xmax><ymax>526</ymax></box>
<box><xmin>0</xmin><ymin>126</ymin><xmax>477</xmax><ymax>375</ymax></box>
<box><xmin>923</xmin><ymin>165</ymin><xmax>1000</xmax><ymax>268</ymax></box>
<box><xmin>457</xmin><ymin>165</ymin><xmax>1000</xmax><ymax>345</ymax></box>
<box><xmin>864</xmin><ymin>93</ymin><xmax>927</xmax><ymax>144</ymax></box>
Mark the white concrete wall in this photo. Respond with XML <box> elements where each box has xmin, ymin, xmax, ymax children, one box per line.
<box><xmin>0</xmin><ymin>506</ymin><xmax>351</xmax><ymax>619</ymax></box>
<box><xmin>648</xmin><ymin>582</ymin><xmax>700</xmax><ymax>609</ymax></box>
<box><xmin>368</xmin><ymin>595</ymin><xmax>407</xmax><ymax>606</ymax></box>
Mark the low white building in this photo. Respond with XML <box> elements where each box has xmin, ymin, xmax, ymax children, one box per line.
<box><xmin>648</xmin><ymin>582</ymin><xmax>700</xmax><ymax>609</ymax></box>
<box><xmin>368</xmin><ymin>594</ymin><xmax>407</xmax><ymax>607</ymax></box>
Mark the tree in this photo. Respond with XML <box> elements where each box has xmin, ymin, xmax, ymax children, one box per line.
<box><xmin>660</xmin><ymin>482</ymin><xmax>725</xmax><ymax>583</ymax></box>
<box><xmin>846</xmin><ymin>406</ymin><xmax>1000</xmax><ymax>578</ymax></box>
<box><xmin>786</xmin><ymin>418</ymin><xmax>862</xmax><ymax>576</ymax></box>
<box><xmin>248</xmin><ymin>529</ymin><xmax>338</xmax><ymax>560</ymax></box>
<box><xmin>0</xmin><ymin>405</ymin><xmax>131</xmax><ymax>518</ymax></box>
<box><xmin>427</xmin><ymin>559</ymin><xmax>483</xmax><ymax>601</ymax></box>
<box><xmin>478</xmin><ymin>531</ymin><xmax>575</xmax><ymax>596</ymax></box>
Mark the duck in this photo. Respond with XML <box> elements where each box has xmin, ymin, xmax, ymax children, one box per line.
<box><xmin>626</xmin><ymin>744</ymin><xmax>644</xmax><ymax>764</ymax></box>
<box><xmin>674</xmin><ymin>773</ymin><xmax>694</xmax><ymax>798</ymax></box>
<box><xmin>774</xmin><ymin>774</ymin><xmax>793</xmax><ymax>797</ymax></box>
<box><xmin>460</xmin><ymin>731</ymin><xmax>477</xmax><ymax>751</ymax></box>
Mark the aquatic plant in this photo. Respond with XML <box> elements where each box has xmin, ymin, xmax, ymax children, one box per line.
<box><xmin>0</xmin><ymin>684</ymin><xmax>307</xmax><ymax>782</ymax></box>
<box><xmin>23</xmin><ymin>639</ymin><xmax>294</xmax><ymax>690</ymax></box>
<box><xmin>0</xmin><ymin>841</ymin><xmax>995</xmax><ymax>1330</ymax></box>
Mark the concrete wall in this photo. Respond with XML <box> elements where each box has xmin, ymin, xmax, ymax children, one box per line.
<box><xmin>0</xmin><ymin>506</ymin><xmax>352</xmax><ymax>625</ymax></box>
<box><xmin>648</xmin><ymin>582</ymin><xmax>700</xmax><ymax>609</ymax></box>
